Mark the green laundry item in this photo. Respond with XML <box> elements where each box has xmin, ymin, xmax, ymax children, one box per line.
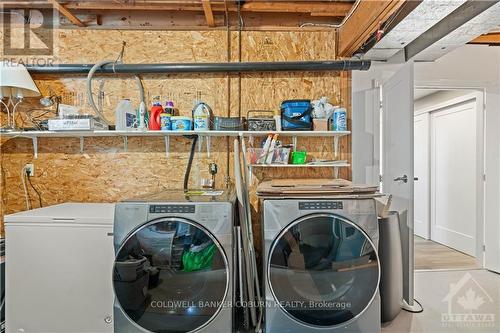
<box><xmin>182</xmin><ymin>243</ymin><xmax>217</xmax><ymax>272</ymax></box>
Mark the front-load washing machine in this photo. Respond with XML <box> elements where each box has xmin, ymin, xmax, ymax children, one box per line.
<box><xmin>113</xmin><ymin>190</ymin><xmax>235</xmax><ymax>333</ymax></box>
<box><xmin>263</xmin><ymin>197</ymin><xmax>380</xmax><ymax>333</ymax></box>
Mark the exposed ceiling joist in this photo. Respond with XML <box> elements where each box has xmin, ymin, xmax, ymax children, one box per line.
<box><xmin>0</xmin><ymin>1</ymin><xmax>353</xmax><ymax>16</ymax></box>
<box><xmin>364</xmin><ymin>0</ymin><xmax>467</xmax><ymax>61</ymax></box>
<box><xmin>47</xmin><ymin>0</ymin><xmax>85</xmax><ymax>27</ymax></box>
<box><xmin>337</xmin><ymin>0</ymin><xmax>407</xmax><ymax>57</ymax></box>
<box><xmin>241</xmin><ymin>1</ymin><xmax>353</xmax><ymax>16</ymax></box>
<box><xmin>201</xmin><ymin>0</ymin><xmax>215</xmax><ymax>27</ymax></box>
<box><xmin>403</xmin><ymin>0</ymin><xmax>497</xmax><ymax>61</ymax></box>
<box><xmin>0</xmin><ymin>0</ymin><xmax>355</xmax><ymax>29</ymax></box>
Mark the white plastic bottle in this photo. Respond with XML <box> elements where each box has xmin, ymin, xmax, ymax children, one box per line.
<box><xmin>274</xmin><ymin>109</ymin><xmax>282</xmax><ymax>131</ymax></box>
<box><xmin>138</xmin><ymin>101</ymin><xmax>146</xmax><ymax>131</ymax></box>
<box><xmin>115</xmin><ymin>99</ymin><xmax>136</xmax><ymax>130</ymax></box>
<box><xmin>193</xmin><ymin>102</ymin><xmax>211</xmax><ymax>131</ymax></box>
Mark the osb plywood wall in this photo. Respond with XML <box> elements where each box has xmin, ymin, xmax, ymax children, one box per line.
<box><xmin>0</xmin><ymin>29</ymin><xmax>351</xmax><ymax>241</ymax></box>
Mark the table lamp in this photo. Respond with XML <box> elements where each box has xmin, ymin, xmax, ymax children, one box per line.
<box><xmin>0</xmin><ymin>60</ymin><xmax>40</xmax><ymax>132</ymax></box>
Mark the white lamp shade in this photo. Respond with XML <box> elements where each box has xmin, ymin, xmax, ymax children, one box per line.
<box><xmin>0</xmin><ymin>61</ymin><xmax>40</xmax><ymax>97</ymax></box>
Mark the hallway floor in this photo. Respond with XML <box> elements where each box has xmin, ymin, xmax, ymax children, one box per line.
<box><xmin>414</xmin><ymin>236</ymin><xmax>479</xmax><ymax>270</ymax></box>
<box><xmin>382</xmin><ymin>269</ymin><xmax>500</xmax><ymax>333</ymax></box>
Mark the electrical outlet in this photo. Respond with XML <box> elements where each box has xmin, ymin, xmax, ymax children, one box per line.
<box><xmin>25</xmin><ymin>163</ymin><xmax>34</xmax><ymax>177</ymax></box>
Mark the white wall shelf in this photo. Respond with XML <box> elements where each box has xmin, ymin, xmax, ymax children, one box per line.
<box><xmin>249</xmin><ymin>163</ymin><xmax>350</xmax><ymax>168</ymax></box>
<box><xmin>248</xmin><ymin>163</ymin><xmax>350</xmax><ymax>179</ymax></box>
<box><xmin>1</xmin><ymin>130</ymin><xmax>349</xmax><ymax>159</ymax></box>
<box><xmin>0</xmin><ymin>130</ymin><xmax>350</xmax><ymax>138</ymax></box>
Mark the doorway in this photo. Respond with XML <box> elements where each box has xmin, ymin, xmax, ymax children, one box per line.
<box><xmin>413</xmin><ymin>88</ymin><xmax>483</xmax><ymax>271</ymax></box>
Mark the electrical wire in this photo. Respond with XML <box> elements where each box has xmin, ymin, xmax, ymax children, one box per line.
<box><xmin>237</xmin><ymin>0</ymin><xmax>243</xmax><ymax>119</ymax></box>
<box><xmin>27</xmin><ymin>174</ymin><xmax>42</xmax><ymax>208</ymax></box>
<box><xmin>20</xmin><ymin>165</ymin><xmax>31</xmax><ymax>210</ymax></box>
<box><xmin>403</xmin><ymin>299</ymin><xmax>424</xmax><ymax>314</ymax></box>
<box><xmin>224</xmin><ymin>0</ymin><xmax>232</xmax><ymax>188</ymax></box>
<box><xmin>183</xmin><ymin>135</ymin><xmax>199</xmax><ymax>192</ymax></box>
<box><xmin>299</xmin><ymin>0</ymin><xmax>361</xmax><ymax>28</ymax></box>
<box><xmin>357</xmin><ymin>4</ymin><xmax>408</xmax><ymax>52</ymax></box>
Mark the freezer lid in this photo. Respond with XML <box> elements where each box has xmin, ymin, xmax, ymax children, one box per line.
<box><xmin>122</xmin><ymin>188</ymin><xmax>236</xmax><ymax>204</ymax></box>
<box><xmin>4</xmin><ymin>203</ymin><xmax>115</xmax><ymax>225</ymax></box>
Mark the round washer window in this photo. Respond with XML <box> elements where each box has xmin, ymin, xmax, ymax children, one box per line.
<box><xmin>114</xmin><ymin>218</ymin><xmax>228</xmax><ymax>333</ymax></box>
<box><xmin>268</xmin><ymin>214</ymin><xmax>379</xmax><ymax>327</ymax></box>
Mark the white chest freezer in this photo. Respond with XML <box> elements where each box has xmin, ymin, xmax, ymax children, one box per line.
<box><xmin>4</xmin><ymin>203</ymin><xmax>115</xmax><ymax>333</ymax></box>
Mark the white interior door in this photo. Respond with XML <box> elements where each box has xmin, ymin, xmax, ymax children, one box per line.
<box><xmin>381</xmin><ymin>61</ymin><xmax>414</xmax><ymax>304</ymax></box>
<box><xmin>352</xmin><ymin>86</ymin><xmax>381</xmax><ymax>186</ymax></box>
<box><xmin>414</xmin><ymin>113</ymin><xmax>430</xmax><ymax>239</ymax></box>
<box><xmin>431</xmin><ymin>100</ymin><xmax>477</xmax><ymax>256</ymax></box>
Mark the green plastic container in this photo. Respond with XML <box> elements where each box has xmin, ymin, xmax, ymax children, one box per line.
<box><xmin>291</xmin><ymin>151</ymin><xmax>307</xmax><ymax>164</ymax></box>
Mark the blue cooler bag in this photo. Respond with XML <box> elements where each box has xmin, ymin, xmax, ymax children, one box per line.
<box><xmin>280</xmin><ymin>100</ymin><xmax>313</xmax><ymax>131</ymax></box>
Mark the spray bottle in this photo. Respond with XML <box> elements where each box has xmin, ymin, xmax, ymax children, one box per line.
<box><xmin>138</xmin><ymin>101</ymin><xmax>147</xmax><ymax>130</ymax></box>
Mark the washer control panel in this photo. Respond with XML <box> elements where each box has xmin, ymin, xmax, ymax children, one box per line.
<box><xmin>149</xmin><ymin>204</ymin><xmax>195</xmax><ymax>214</ymax></box>
<box><xmin>299</xmin><ymin>201</ymin><xmax>343</xmax><ymax>210</ymax></box>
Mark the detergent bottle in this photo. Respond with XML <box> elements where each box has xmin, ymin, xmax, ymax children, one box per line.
<box><xmin>193</xmin><ymin>102</ymin><xmax>212</xmax><ymax>131</ymax></box>
<box><xmin>160</xmin><ymin>101</ymin><xmax>175</xmax><ymax>131</ymax></box>
<box><xmin>149</xmin><ymin>99</ymin><xmax>163</xmax><ymax>131</ymax></box>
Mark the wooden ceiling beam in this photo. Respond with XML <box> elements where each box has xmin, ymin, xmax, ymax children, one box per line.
<box><xmin>201</xmin><ymin>0</ymin><xmax>215</xmax><ymax>27</ymax></box>
<box><xmin>1</xmin><ymin>1</ymin><xmax>353</xmax><ymax>16</ymax></box>
<box><xmin>469</xmin><ymin>33</ymin><xmax>500</xmax><ymax>45</ymax></box>
<box><xmin>240</xmin><ymin>1</ymin><xmax>353</xmax><ymax>15</ymax></box>
<box><xmin>0</xmin><ymin>1</ymin><xmax>53</xmax><ymax>9</ymax></box>
<box><xmin>337</xmin><ymin>0</ymin><xmax>407</xmax><ymax>57</ymax></box>
<box><xmin>47</xmin><ymin>0</ymin><xmax>86</xmax><ymax>27</ymax></box>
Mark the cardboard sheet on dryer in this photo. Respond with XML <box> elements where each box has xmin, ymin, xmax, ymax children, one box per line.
<box><xmin>257</xmin><ymin>178</ymin><xmax>379</xmax><ymax>196</ymax></box>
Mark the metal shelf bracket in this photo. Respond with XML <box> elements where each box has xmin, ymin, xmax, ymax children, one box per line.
<box><xmin>32</xmin><ymin>137</ymin><xmax>38</xmax><ymax>159</ymax></box>
<box><xmin>164</xmin><ymin>136</ymin><xmax>170</xmax><ymax>158</ymax></box>
<box><xmin>334</xmin><ymin>136</ymin><xmax>340</xmax><ymax>159</ymax></box>
<box><xmin>80</xmin><ymin>137</ymin><xmax>84</xmax><ymax>154</ymax></box>
<box><xmin>206</xmin><ymin>136</ymin><xmax>211</xmax><ymax>158</ymax></box>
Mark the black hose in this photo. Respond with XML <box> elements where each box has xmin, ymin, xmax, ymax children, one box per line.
<box><xmin>27</xmin><ymin>174</ymin><xmax>43</xmax><ymax>208</ymax></box>
<box><xmin>184</xmin><ymin>135</ymin><xmax>198</xmax><ymax>192</ymax></box>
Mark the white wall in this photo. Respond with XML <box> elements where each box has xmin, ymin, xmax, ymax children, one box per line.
<box><xmin>415</xmin><ymin>45</ymin><xmax>500</xmax><ymax>272</ymax></box>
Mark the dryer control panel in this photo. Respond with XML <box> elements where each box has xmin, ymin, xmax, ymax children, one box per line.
<box><xmin>299</xmin><ymin>201</ymin><xmax>343</xmax><ymax>210</ymax></box>
<box><xmin>149</xmin><ymin>204</ymin><xmax>195</xmax><ymax>214</ymax></box>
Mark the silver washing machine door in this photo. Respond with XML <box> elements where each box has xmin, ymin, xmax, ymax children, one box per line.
<box><xmin>268</xmin><ymin>213</ymin><xmax>380</xmax><ymax>328</ymax></box>
<box><xmin>114</xmin><ymin>217</ymin><xmax>229</xmax><ymax>333</ymax></box>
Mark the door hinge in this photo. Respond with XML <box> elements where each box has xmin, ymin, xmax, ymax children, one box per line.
<box><xmin>379</xmin><ymin>174</ymin><xmax>383</xmax><ymax>182</ymax></box>
<box><xmin>483</xmin><ymin>174</ymin><xmax>486</xmax><ymax>181</ymax></box>
<box><xmin>483</xmin><ymin>244</ymin><xmax>486</xmax><ymax>252</ymax></box>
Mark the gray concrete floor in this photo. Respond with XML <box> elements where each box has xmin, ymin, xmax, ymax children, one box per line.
<box><xmin>382</xmin><ymin>269</ymin><xmax>500</xmax><ymax>333</ymax></box>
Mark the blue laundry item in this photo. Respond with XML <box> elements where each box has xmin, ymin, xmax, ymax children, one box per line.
<box><xmin>280</xmin><ymin>100</ymin><xmax>313</xmax><ymax>131</ymax></box>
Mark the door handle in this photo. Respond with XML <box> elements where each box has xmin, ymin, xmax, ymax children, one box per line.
<box><xmin>393</xmin><ymin>175</ymin><xmax>408</xmax><ymax>183</ymax></box>
<box><xmin>414</xmin><ymin>177</ymin><xmax>419</xmax><ymax>181</ymax></box>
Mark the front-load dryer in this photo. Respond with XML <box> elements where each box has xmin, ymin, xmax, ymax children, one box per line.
<box><xmin>263</xmin><ymin>197</ymin><xmax>381</xmax><ymax>333</ymax></box>
<box><xmin>113</xmin><ymin>190</ymin><xmax>235</xmax><ymax>333</ymax></box>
